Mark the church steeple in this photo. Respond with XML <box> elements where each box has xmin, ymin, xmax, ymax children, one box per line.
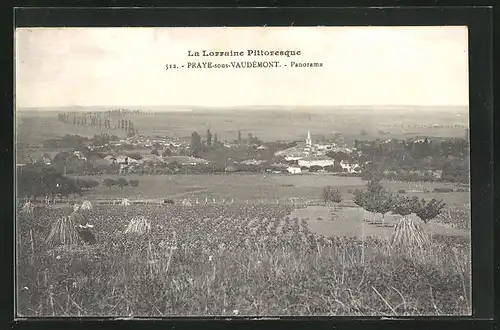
<box><xmin>306</xmin><ymin>130</ymin><xmax>312</xmax><ymax>147</ymax></box>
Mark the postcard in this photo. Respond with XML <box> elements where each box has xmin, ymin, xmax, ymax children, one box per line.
<box><xmin>15</xmin><ymin>26</ymin><xmax>470</xmax><ymax>317</ymax></box>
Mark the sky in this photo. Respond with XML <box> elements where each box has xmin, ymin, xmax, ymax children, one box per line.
<box><xmin>15</xmin><ymin>26</ymin><xmax>469</xmax><ymax>109</ymax></box>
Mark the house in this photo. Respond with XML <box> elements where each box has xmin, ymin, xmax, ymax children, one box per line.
<box><xmin>432</xmin><ymin>170</ymin><xmax>443</xmax><ymax>179</ymax></box>
<box><xmin>315</xmin><ymin>144</ymin><xmax>333</xmax><ymax>151</ymax></box>
<box><xmin>42</xmin><ymin>156</ymin><xmax>52</xmax><ymax>165</ymax></box>
<box><xmin>223</xmin><ymin>142</ymin><xmax>240</xmax><ymax>148</ymax></box>
<box><xmin>73</xmin><ymin>151</ymin><xmax>87</xmax><ymax>161</ymax></box>
<box><xmin>297</xmin><ymin>156</ymin><xmax>334</xmax><ymax>168</ymax></box>
<box><xmin>116</xmin><ymin>155</ymin><xmax>130</xmax><ymax>164</ymax></box>
<box><xmin>340</xmin><ymin>160</ymin><xmax>361</xmax><ymax>173</ymax></box>
<box><xmin>241</xmin><ymin>159</ymin><xmax>266</xmax><ymax>166</ymax></box>
<box><xmin>287</xmin><ymin>166</ymin><xmax>302</xmax><ymax>174</ymax></box>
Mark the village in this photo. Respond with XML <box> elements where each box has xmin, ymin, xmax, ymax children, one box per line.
<box><xmin>18</xmin><ymin>123</ymin><xmax>459</xmax><ymax>183</ymax></box>
<box><xmin>19</xmin><ymin>128</ymin><xmax>368</xmax><ymax>177</ymax></box>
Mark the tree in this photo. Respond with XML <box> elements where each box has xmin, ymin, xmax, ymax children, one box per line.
<box><xmin>372</xmin><ymin>192</ymin><xmax>394</xmax><ymax>225</ymax></box>
<box><xmin>54</xmin><ymin>177</ymin><xmax>82</xmax><ymax>200</ymax></box>
<box><xmin>352</xmin><ymin>179</ymin><xmax>394</xmax><ymax>224</ymax></box>
<box><xmin>76</xmin><ymin>178</ymin><xmax>99</xmax><ymax>190</ymax></box>
<box><xmin>413</xmin><ymin>198</ymin><xmax>446</xmax><ymax>224</ymax></box>
<box><xmin>206</xmin><ymin>129</ymin><xmax>212</xmax><ymax>146</ymax></box>
<box><xmin>129</xmin><ymin>179</ymin><xmax>139</xmax><ymax>188</ymax></box>
<box><xmin>367</xmin><ymin>178</ymin><xmax>384</xmax><ymax>195</ymax></box>
<box><xmin>103</xmin><ymin>178</ymin><xmax>117</xmax><ymax>189</ymax></box>
<box><xmin>238</xmin><ymin>131</ymin><xmax>242</xmax><ymax>144</ymax></box>
<box><xmin>323</xmin><ymin>186</ymin><xmax>342</xmax><ymax>203</ymax></box>
<box><xmin>116</xmin><ymin>177</ymin><xmax>128</xmax><ymax>189</ymax></box>
<box><xmin>17</xmin><ymin>165</ymin><xmax>64</xmax><ymax>200</ymax></box>
<box><xmin>391</xmin><ymin>195</ymin><xmax>417</xmax><ymax>216</ymax></box>
<box><xmin>190</xmin><ymin>131</ymin><xmax>202</xmax><ymax>157</ymax></box>
<box><xmin>352</xmin><ymin>189</ymin><xmax>366</xmax><ymax>208</ymax></box>
<box><xmin>151</xmin><ymin>148</ymin><xmax>159</xmax><ymax>156</ymax></box>
<box><xmin>213</xmin><ymin>133</ymin><xmax>218</xmax><ymax>145</ymax></box>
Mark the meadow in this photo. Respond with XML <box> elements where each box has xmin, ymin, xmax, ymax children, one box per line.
<box><xmin>17</xmin><ymin>201</ymin><xmax>471</xmax><ymax>317</ymax></box>
<box><xmin>71</xmin><ymin>173</ymin><xmax>468</xmax><ymax>206</ymax></box>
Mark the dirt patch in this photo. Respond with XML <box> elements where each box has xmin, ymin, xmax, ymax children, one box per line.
<box><xmin>289</xmin><ymin>206</ymin><xmax>470</xmax><ymax>239</ymax></box>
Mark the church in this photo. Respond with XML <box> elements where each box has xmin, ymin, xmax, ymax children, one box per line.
<box><xmin>274</xmin><ymin>130</ymin><xmax>335</xmax><ymax>168</ymax></box>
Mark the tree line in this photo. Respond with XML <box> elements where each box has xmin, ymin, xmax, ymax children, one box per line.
<box><xmin>57</xmin><ymin>112</ymin><xmax>137</xmax><ymax>133</ymax></box>
<box><xmin>352</xmin><ymin>179</ymin><xmax>446</xmax><ymax>224</ymax></box>
<box><xmin>189</xmin><ymin>129</ymin><xmax>263</xmax><ymax>158</ymax></box>
<box><xmin>17</xmin><ymin>164</ymin><xmax>140</xmax><ymax>201</ymax></box>
<box><xmin>327</xmin><ymin>136</ymin><xmax>469</xmax><ymax>183</ymax></box>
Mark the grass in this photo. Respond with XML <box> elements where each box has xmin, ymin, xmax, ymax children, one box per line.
<box><xmin>291</xmin><ymin>205</ymin><xmax>470</xmax><ymax>239</ymax></box>
<box><xmin>17</xmin><ymin>203</ymin><xmax>471</xmax><ymax>316</ymax></box>
<box><xmin>70</xmin><ymin>173</ymin><xmax>468</xmax><ymax>208</ymax></box>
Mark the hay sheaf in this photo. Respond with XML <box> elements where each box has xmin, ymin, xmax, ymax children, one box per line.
<box><xmin>46</xmin><ymin>216</ymin><xmax>80</xmax><ymax>246</ymax></box>
<box><xmin>124</xmin><ymin>216</ymin><xmax>151</xmax><ymax>235</ymax></box>
<box><xmin>81</xmin><ymin>200</ymin><xmax>94</xmax><ymax>210</ymax></box>
<box><xmin>391</xmin><ymin>214</ymin><xmax>431</xmax><ymax>254</ymax></box>
<box><xmin>21</xmin><ymin>200</ymin><xmax>35</xmax><ymax>216</ymax></box>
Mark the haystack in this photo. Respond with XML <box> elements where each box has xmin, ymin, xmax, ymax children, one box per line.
<box><xmin>21</xmin><ymin>199</ymin><xmax>34</xmax><ymax>216</ymax></box>
<box><xmin>124</xmin><ymin>216</ymin><xmax>151</xmax><ymax>235</ymax></box>
<box><xmin>46</xmin><ymin>216</ymin><xmax>80</xmax><ymax>246</ymax></box>
<box><xmin>390</xmin><ymin>214</ymin><xmax>430</xmax><ymax>254</ymax></box>
<box><xmin>121</xmin><ymin>198</ymin><xmax>131</xmax><ymax>206</ymax></box>
<box><xmin>81</xmin><ymin>200</ymin><xmax>94</xmax><ymax>210</ymax></box>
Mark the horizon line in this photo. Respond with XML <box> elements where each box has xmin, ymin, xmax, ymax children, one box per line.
<box><xmin>17</xmin><ymin>104</ymin><xmax>469</xmax><ymax>111</ymax></box>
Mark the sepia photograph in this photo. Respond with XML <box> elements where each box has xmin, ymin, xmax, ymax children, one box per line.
<box><xmin>15</xmin><ymin>26</ymin><xmax>471</xmax><ymax>317</ymax></box>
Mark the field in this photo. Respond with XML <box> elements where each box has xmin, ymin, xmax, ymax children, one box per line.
<box><xmin>17</xmin><ymin>200</ymin><xmax>471</xmax><ymax>317</ymax></box>
<box><xmin>70</xmin><ymin>173</ymin><xmax>468</xmax><ymax>206</ymax></box>
<box><xmin>16</xmin><ymin>107</ymin><xmax>468</xmax><ymax>148</ymax></box>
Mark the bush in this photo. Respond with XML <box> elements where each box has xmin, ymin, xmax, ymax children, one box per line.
<box><xmin>433</xmin><ymin>187</ymin><xmax>454</xmax><ymax>193</ymax></box>
<box><xmin>116</xmin><ymin>177</ymin><xmax>129</xmax><ymax>189</ymax></box>
<box><xmin>102</xmin><ymin>178</ymin><xmax>117</xmax><ymax>189</ymax></box>
<box><xmin>397</xmin><ymin>189</ymin><xmax>406</xmax><ymax>193</ymax></box>
<box><xmin>323</xmin><ymin>186</ymin><xmax>342</xmax><ymax>203</ymax></box>
<box><xmin>129</xmin><ymin>179</ymin><xmax>139</xmax><ymax>188</ymax></box>
<box><xmin>309</xmin><ymin>165</ymin><xmax>322</xmax><ymax>172</ymax></box>
<box><xmin>163</xmin><ymin>199</ymin><xmax>175</xmax><ymax>204</ymax></box>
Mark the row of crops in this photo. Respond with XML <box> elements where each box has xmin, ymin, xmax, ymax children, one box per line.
<box><xmin>16</xmin><ymin>202</ymin><xmax>471</xmax><ymax>317</ymax></box>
